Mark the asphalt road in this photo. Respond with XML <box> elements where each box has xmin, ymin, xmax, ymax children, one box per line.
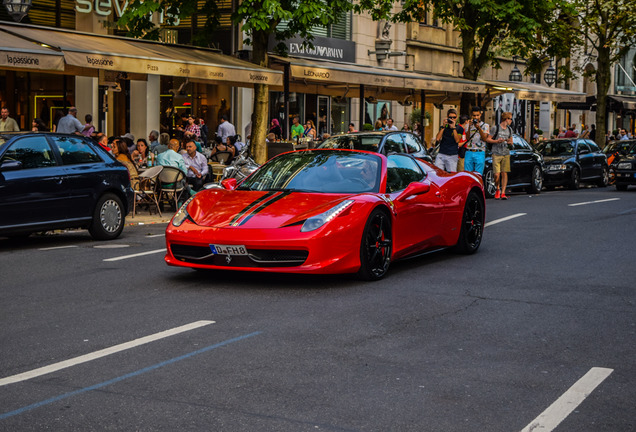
<box><xmin>1</xmin><ymin>186</ymin><xmax>635</xmax><ymax>431</ymax></box>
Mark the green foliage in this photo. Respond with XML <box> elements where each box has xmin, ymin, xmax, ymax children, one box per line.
<box><xmin>409</xmin><ymin>108</ymin><xmax>430</xmax><ymax>127</ymax></box>
<box><xmin>363</xmin><ymin>123</ymin><xmax>374</xmax><ymax>131</ymax></box>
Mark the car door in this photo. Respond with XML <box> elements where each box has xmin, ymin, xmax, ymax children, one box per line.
<box><xmin>0</xmin><ymin>135</ymin><xmax>66</xmax><ymax>229</ymax></box>
<box><xmin>576</xmin><ymin>140</ymin><xmax>594</xmax><ymax>179</ymax></box>
<box><xmin>386</xmin><ymin>155</ymin><xmax>442</xmax><ymax>257</ymax></box>
<box><xmin>50</xmin><ymin>135</ymin><xmax>107</xmax><ymax>221</ymax></box>
<box><xmin>509</xmin><ymin>136</ymin><xmax>534</xmax><ymax>185</ymax></box>
<box><xmin>586</xmin><ymin>140</ymin><xmax>607</xmax><ymax>177</ymax></box>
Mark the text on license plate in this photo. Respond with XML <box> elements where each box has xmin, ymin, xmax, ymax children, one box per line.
<box><xmin>210</xmin><ymin>244</ymin><xmax>248</xmax><ymax>255</ymax></box>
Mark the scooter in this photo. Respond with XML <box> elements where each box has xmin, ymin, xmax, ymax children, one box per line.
<box><xmin>203</xmin><ymin>144</ymin><xmax>259</xmax><ymax>189</ymax></box>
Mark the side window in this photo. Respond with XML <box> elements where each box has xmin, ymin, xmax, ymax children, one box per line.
<box><xmin>53</xmin><ymin>136</ymin><xmax>102</xmax><ymax>165</ymax></box>
<box><xmin>383</xmin><ymin>134</ymin><xmax>405</xmax><ymax>154</ymax></box>
<box><xmin>1</xmin><ymin>136</ymin><xmax>56</xmax><ymax>169</ymax></box>
<box><xmin>402</xmin><ymin>133</ymin><xmax>422</xmax><ymax>154</ymax></box>
<box><xmin>513</xmin><ymin>136</ymin><xmax>530</xmax><ymax>151</ymax></box>
<box><xmin>577</xmin><ymin>142</ymin><xmax>591</xmax><ymax>154</ymax></box>
<box><xmin>586</xmin><ymin>140</ymin><xmax>600</xmax><ymax>152</ymax></box>
<box><xmin>386</xmin><ymin>155</ymin><xmax>425</xmax><ymax>193</ymax></box>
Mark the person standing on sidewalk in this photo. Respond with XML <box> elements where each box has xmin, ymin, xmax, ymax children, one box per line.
<box><xmin>56</xmin><ymin>107</ymin><xmax>84</xmax><ymax>134</ymax></box>
<box><xmin>434</xmin><ymin>108</ymin><xmax>462</xmax><ymax>172</ymax></box>
<box><xmin>465</xmin><ymin>107</ymin><xmax>489</xmax><ymax>175</ymax></box>
<box><xmin>0</xmin><ymin>107</ymin><xmax>20</xmax><ymax>131</ymax></box>
<box><xmin>487</xmin><ymin>112</ymin><xmax>514</xmax><ymax>200</ymax></box>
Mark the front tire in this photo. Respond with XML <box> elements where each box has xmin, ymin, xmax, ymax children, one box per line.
<box><xmin>568</xmin><ymin>168</ymin><xmax>580</xmax><ymax>190</ymax></box>
<box><xmin>483</xmin><ymin>168</ymin><xmax>496</xmax><ymax>198</ymax></box>
<box><xmin>597</xmin><ymin>165</ymin><xmax>609</xmax><ymax>187</ymax></box>
<box><xmin>454</xmin><ymin>191</ymin><xmax>484</xmax><ymax>254</ymax></box>
<box><xmin>357</xmin><ymin>209</ymin><xmax>392</xmax><ymax>281</ymax></box>
<box><xmin>526</xmin><ymin>165</ymin><xmax>543</xmax><ymax>194</ymax></box>
<box><xmin>89</xmin><ymin>193</ymin><xmax>125</xmax><ymax>240</ymax></box>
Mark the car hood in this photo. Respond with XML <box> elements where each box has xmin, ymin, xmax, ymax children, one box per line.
<box><xmin>542</xmin><ymin>155</ymin><xmax>571</xmax><ymax>164</ymax></box>
<box><xmin>187</xmin><ymin>189</ymin><xmax>354</xmax><ymax>229</ymax></box>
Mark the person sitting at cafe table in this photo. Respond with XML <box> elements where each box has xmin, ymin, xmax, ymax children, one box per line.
<box><xmin>290</xmin><ymin>116</ymin><xmax>304</xmax><ymax>140</ymax></box>
<box><xmin>303</xmin><ymin>120</ymin><xmax>317</xmax><ymax>140</ymax></box>
<box><xmin>182</xmin><ymin>140</ymin><xmax>209</xmax><ymax>191</ymax></box>
<box><xmin>156</xmin><ymin>139</ymin><xmax>187</xmax><ymax>175</ymax></box>
<box><xmin>111</xmin><ymin>138</ymin><xmax>139</xmax><ymax>187</ymax></box>
<box><xmin>209</xmin><ymin>135</ymin><xmax>236</xmax><ymax>163</ymax></box>
<box><xmin>132</xmin><ymin>138</ymin><xmax>155</xmax><ymax>169</ymax></box>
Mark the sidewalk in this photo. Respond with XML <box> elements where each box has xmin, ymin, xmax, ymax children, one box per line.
<box><xmin>127</xmin><ymin>210</ymin><xmax>173</xmax><ymax>226</ymax></box>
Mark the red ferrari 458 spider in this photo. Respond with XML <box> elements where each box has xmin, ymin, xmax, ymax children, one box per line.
<box><xmin>165</xmin><ymin>149</ymin><xmax>485</xmax><ymax>280</ymax></box>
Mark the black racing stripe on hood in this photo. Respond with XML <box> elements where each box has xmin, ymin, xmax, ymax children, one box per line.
<box><xmin>229</xmin><ymin>191</ymin><xmax>278</xmax><ymax>226</ymax></box>
<box><xmin>237</xmin><ymin>191</ymin><xmax>293</xmax><ymax>227</ymax></box>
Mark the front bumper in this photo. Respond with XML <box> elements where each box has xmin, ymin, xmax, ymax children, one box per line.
<box><xmin>543</xmin><ymin>168</ymin><xmax>572</xmax><ymax>185</ymax></box>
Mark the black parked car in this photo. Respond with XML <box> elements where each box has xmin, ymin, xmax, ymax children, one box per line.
<box><xmin>603</xmin><ymin>139</ymin><xmax>636</xmax><ymax>184</ymax></box>
<box><xmin>536</xmin><ymin>138</ymin><xmax>608</xmax><ymax>190</ymax></box>
<box><xmin>318</xmin><ymin>131</ymin><xmax>432</xmax><ymax>162</ymax></box>
<box><xmin>482</xmin><ymin>135</ymin><xmax>544</xmax><ymax>198</ymax></box>
<box><xmin>0</xmin><ymin>132</ymin><xmax>134</xmax><ymax>240</ymax></box>
<box><xmin>613</xmin><ymin>142</ymin><xmax>636</xmax><ymax>191</ymax></box>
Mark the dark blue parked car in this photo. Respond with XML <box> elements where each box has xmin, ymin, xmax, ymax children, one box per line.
<box><xmin>318</xmin><ymin>131</ymin><xmax>432</xmax><ymax>162</ymax></box>
<box><xmin>0</xmin><ymin>132</ymin><xmax>134</xmax><ymax>240</ymax></box>
<box><xmin>537</xmin><ymin>138</ymin><xmax>609</xmax><ymax>189</ymax></box>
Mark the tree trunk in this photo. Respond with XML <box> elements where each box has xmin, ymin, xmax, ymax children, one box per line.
<box><xmin>250</xmin><ymin>29</ymin><xmax>270</xmax><ymax>164</ymax></box>
<box><xmin>595</xmin><ymin>44</ymin><xmax>611</xmax><ymax>149</ymax></box>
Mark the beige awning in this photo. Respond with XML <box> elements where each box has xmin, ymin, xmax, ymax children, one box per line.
<box><xmin>0</xmin><ymin>29</ymin><xmax>64</xmax><ymax>71</ymax></box>
<box><xmin>481</xmin><ymin>80</ymin><xmax>586</xmax><ymax>103</ymax></box>
<box><xmin>272</xmin><ymin>56</ymin><xmax>486</xmax><ymax>93</ymax></box>
<box><xmin>0</xmin><ymin>23</ymin><xmax>282</xmax><ymax>87</ymax></box>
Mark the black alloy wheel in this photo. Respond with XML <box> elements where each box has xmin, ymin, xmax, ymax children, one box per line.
<box><xmin>454</xmin><ymin>191</ymin><xmax>484</xmax><ymax>254</ymax></box>
<box><xmin>568</xmin><ymin>168</ymin><xmax>580</xmax><ymax>190</ymax></box>
<box><xmin>483</xmin><ymin>168</ymin><xmax>496</xmax><ymax>198</ymax></box>
<box><xmin>597</xmin><ymin>165</ymin><xmax>609</xmax><ymax>187</ymax></box>
<box><xmin>357</xmin><ymin>209</ymin><xmax>392</xmax><ymax>281</ymax></box>
<box><xmin>527</xmin><ymin>165</ymin><xmax>543</xmax><ymax>194</ymax></box>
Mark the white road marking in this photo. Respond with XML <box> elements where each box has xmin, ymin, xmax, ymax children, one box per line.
<box><xmin>93</xmin><ymin>244</ymin><xmax>130</xmax><ymax>249</ymax></box>
<box><xmin>103</xmin><ymin>248</ymin><xmax>165</xmax><ymax>262</ymax></box>
<box><xmin>146</xmin><ymin>234</ymin><xmax>165</xmax><ymax>238</ymax></box>
<box><xmin>37</xmin><ymin>245</ymin><xmax>78</xmax><ymax>251</ymax></box>
<box><xmin>485</xmin><ymin>213</ymin><xmax>527</xmax><ymax>227</ymax></box>
<box><xmin>520</xmin><ymin>367</ymin><xmax>613</xmax><ymax>432</ymax></box>
<box><xmin>568</xmin><ymin>198</ymin><xmax>620</xmax><ymax>207</ymax></box>
<box><xmin>0</xmin><ymin>320</ymin><xmax>215</xmax><ymax>387</ymax></box>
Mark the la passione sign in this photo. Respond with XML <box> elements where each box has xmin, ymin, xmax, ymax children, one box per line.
<box><xmin>269</xmin><ymin>35</ymin><xmax>356</xmax><ymax>64</ymax></box>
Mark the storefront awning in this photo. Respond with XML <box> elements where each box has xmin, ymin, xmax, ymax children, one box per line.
<box><xmin>608</xmin><ymin>94</ymin><xmax>636</xmax><ymax>110</ymax></box>
<box><xmin>0</xmin><ymin>23</ymin><xmax>283</xmax><ymax>86</ymax></box>
<box><xmin>0</xmin><ymin>28</ymin><xmax>64</xmax><ymax>71</ymax></box>
<box><xmin>271</xmin><ymin>55</ymin><xmax>486</xmax><ymax>93</ymax></box>
<box><xmin>481</xmin><ymin>79</ymin><xmax>586</xmax><ymax>103</ymax></box>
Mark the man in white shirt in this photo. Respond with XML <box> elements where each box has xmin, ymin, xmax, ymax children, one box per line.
<box><xmin>182</xmin><ymin>141</ymin><xmax>209</xmax><ymax>191</ymax></box>
<box><xmin>0</xmin><ymin>107</ymin><xmax>20</xmax><ymax>131</ymax></box>
<box><xmin>217</xmin><ymin>115</ymin><xmax>236</xmax><ymax>144</ymax></box>
<box><xmin>385</xmin><ymin>118</ymin><xmax>398</xmax><ymax>131</ymax></box>
<box><xmin>56</xmin><ymin>107</ymin><xmax>84</xmax><ymax>134</ymax></box>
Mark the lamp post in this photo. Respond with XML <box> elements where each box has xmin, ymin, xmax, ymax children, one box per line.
<box><xmin>3</xmin><ymin>0</ymin><xmax>32</xmax><ymax>22</ymax></box>
<box><xmin>544</xmin><ymin>63</ymin><xmax>557</xmax><ymax>87</ymax></box>
<box><xmin>509</xmin><ymin>56</ymin><xmax>522</xmax><ymax>82</ymax></box>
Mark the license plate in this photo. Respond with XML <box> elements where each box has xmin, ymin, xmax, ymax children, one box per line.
<box><xmin>210</xmin><ymin>244</ymin><xmax>248</xmax><ymax>255</ymax></box>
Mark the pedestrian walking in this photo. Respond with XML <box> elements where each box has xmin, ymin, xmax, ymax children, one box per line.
<box><xmin>434</xmin><ymin>108</ymin><xmax>462</xmax><ymax>173</ymax></box>
<box><xmin>464</xmin><ymin>107</ymin><xmax>489</xmax><ymax>175</ymax></box>
<box><xmin>486</xmin><ymin>111</ymin><xmax>514</xmax><ymax>200</ymax></box>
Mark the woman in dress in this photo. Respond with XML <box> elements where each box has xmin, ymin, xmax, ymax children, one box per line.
<box><xmin>303</xmin><ymin>120</ymin><xmax>317</xmax><ymax>140</ymax></box>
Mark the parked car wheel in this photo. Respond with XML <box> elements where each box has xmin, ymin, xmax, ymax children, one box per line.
<box><xmin>453</xmin><ymin>191</ymin><xmax>484</xmax><ymax>254</ymax></box>
<box><xmin>357</xmin><ymin>209</ymin><xmax>392</xmax><ymax>281</ymax></box>
<box><xmin>597</xmin><ymin>165</ymin><xmax>609</xmax><ymax>187</ymax></box>
<box><xmin>608</xmin><ymin>166</ymin><xmax>616</xmax><ymax>185</ymax></box>
<box><xmin>568</xmin><ymin>168</ymin><xmax>580</xmax><ymax>190</ymax></box>
<box><xmin>483</xmin><ymin>168</ymin><xmax>496</xmax><ymax>198</ymax></box>
<box><xmin>526</xmin><ymin>165</ymin><xmax>543</xmax><ymax>194</ymax></box>
<box><xmin>89</xmin><ymin>193</ymin><xmax>125</xmax><ymax>240</ymax></box>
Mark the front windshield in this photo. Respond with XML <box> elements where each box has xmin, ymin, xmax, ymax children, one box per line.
<box><xmin>319</xmin><ymin>134</ymin><xmax>383</xmax><ymax>152</ymax></box>
<box><xmin>537</xmin><ymin>140</ymin><xmax>575</xmax><ymax>157</ymax></box>
<box><xmin>238</xmin><ymin>150</ymin><xmax>382</xmax><ymax>194</ymax></box>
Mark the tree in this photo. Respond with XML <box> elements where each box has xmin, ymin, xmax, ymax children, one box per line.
<box><xmin>357</xmin><ymin>0</ymin><xmax>575</xmax><ymax>113</ymax></box>
<box><xmin>119</xmin><ymin>0</ymin><xmax>356</xmax><ymax>163</ymax></box>
<box><xmin>574</xmin><ymin>0</ymin><xmax>636</xmax><ymax>148</ymax></box>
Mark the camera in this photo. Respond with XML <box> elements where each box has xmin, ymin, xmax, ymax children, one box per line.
<box><xmin>447</xmin><ymin>117</ymin><xmax>455</xmax><ymax>124</ymax></box>
<box><xmin>472</xmin><ymin>119</ymin><xmax>479</xmax><ymax>125</ymax></box>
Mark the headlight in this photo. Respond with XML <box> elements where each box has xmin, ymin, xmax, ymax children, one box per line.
<box><xmin>172</xmin><ymin>196</ymin><xmax>195</xmax><ymax>227</ymax></box>
<box><xmin>617</xmin><ymin>162</ymin><xmax>632</xmax><ymax>170</ymax></box>
<box><xmin>301</xmin><ymin>200</ymin><xmax>354</xmax><ymax>233</ymax></box>
<box><xmin>548</xmin><ymin>164</ymin><xmax>567</xmax><ymax>171</ymax></box>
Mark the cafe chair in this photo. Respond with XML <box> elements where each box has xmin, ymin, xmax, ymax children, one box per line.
<box><xmin>132</xmin><ymin>165</ymin><xmax>163</xmax><ymax>218</ymax></box>
<box><xmin>158</xmin><ymin>166</ymin><xmax>186</xmax><ymax>211</ymax></box>
<box><xmin>210</xmin><ymin>151</ymin><xmax>233</xmax><ymax>164</ymax></box>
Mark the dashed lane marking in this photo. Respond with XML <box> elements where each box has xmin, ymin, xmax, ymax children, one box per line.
<box><xmin>520</xmin><ymin>367</ymin><xmax>613</xmax><ymax>432</ymax></box>
<box><xmin>485</xmin><ymin>213</ymin><xmax>527</xmax><ymax>228</ymax></box>
<box><xmin>103</xmin><ymin>248</ymin><xmax>165</xmax><ymax>262</ymax></box>
<box><xmin>0</xmin><ymin>320</ymin><xmax>215</xmax><ymax>387</ymax></box>
<box><xmin>37</xmin><ymin>245</ymin><xmax>79</xmax><ymax>251</ymax></box>
<box><xmin>146</xmin><ymin>234</ymin><xmax>165</xmax><ymax>238</ymax></box>
<box><xmin>568</xmin><ymin>198</ymin><xmax>620</xmax><ymax>207</ymax></box>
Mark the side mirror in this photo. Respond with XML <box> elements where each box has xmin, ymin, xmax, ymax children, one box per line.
<box><xmin>0</xmin><ymin>160</ymin><xmax>23</xmax><ymax>171</ymax></box>
<box><xmin>221</xmin><ymin>178</ymin><xmax>237</xmax><ymax>190</ymax></box>
<box><xmin>396</xmin><ymin>182</ymin><xmax>430</xmax><ymax>201</ymax></box>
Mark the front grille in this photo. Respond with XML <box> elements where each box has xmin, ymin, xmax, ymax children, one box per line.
<box><xmin>170</xmin><ymin>243</ymin><xmax>308</xmax><ymax>267</ymax></box>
